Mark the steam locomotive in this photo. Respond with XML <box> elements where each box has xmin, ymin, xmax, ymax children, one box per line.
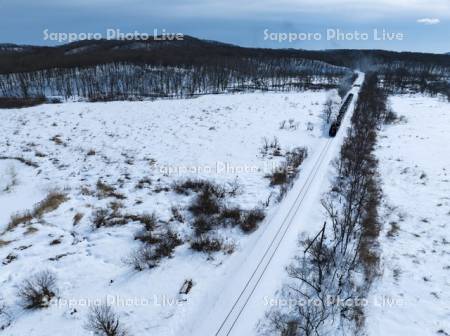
<box><xmin>328</xmin><ymin>93</ymin><xmax>354</xmax><ymax>137</ymax></box>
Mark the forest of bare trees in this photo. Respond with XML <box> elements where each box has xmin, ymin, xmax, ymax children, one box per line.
<box><xmin>0</xmin><ymin>38</ymin><xmax>353</xmax><ymax>104</ymax></box>
<box><xmin>378</xmin><ymin>65</ymin><xmax>450</xmax><ymax>100</ymax></box>
<box><xmin>0</xmin><ymin>60</ymin><xmax>348</xmax><ymax>101</ymax></box>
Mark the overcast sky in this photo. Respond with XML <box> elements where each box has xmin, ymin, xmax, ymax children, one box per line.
<box><xmin>0</xmin><ymin>0</ymin><xmax>448</xmax><ymax>53</ymax></box>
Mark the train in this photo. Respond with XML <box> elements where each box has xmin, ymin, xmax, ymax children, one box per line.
<box><xmin>328</xmin><ymin>93</ymin><xmax>354</xmax><ymax>137</ymax></box>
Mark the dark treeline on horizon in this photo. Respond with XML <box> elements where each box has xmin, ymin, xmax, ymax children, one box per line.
<box><xmin>0</xmin><ymin>37</ymin><xmax>449</xmax><ymax>104</ymax></box>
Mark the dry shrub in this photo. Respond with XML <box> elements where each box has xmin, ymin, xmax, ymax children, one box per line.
<box><xmin>92</xmin><ymin>204</ymin><xmax>156</xmax><ymax>229</ymax></box>
<box><xmin>18</xmin><ymin>270</ymin><xmax>58</xmax><ymax>309</ymax></box>
<box><xmin>190</xmin><ymin>235</ymin><xmax>223</xmax><ymax>253</ymax></box>
<box><xmin>219</xmin><ymin>206</ymin><xmax>243</xmax><ymax>227</ymax></box>
<box><xmin>192</xmin><ymin>216</ymin><xmax>214</xmax><ymax>237</ymax></box>
<box><xmin>85</xmin><ymin>303</ymin><xmax>127</xmax><ymax>336</ymax></box>
<box><xmin>96</xmin><ymin>180</ymin><xmax>126</xmax><ymax>200</ymax></box>
<box><xmin>266</xmin><ymin>148</ymin><xmax>307</xmax><ymax>188</ymax></box>
<box><xmin>172</xmin><ymin>179</ymin><xmax>225</xmax><ymax>198</ymax></box>
<box><xmin>154</xmin><ymin>230</ymin><xmax>182</xmax><ymax>258</ymax></box>
<box><xmin>285</xmin><ymin>147</ymin><xmax>308</xmax><ymax>170</ymax></box>
<box><xmin>126</xmin><ymin>213</ymin><xmax>157</xmax><ymax>231</ymax></box>
<box><xmin>135</xmin><ymin>177</ymin><xmax>152</xmax><ymax>190</ymax></box>
<box><xmin>240</xmin><ymin>208</ymin><xmax>265</xmax><ymax>233</ymax></box>
<box><xmin>128</xmin><ymin>213</ymin><xmax>182</xmax><ymax>271</ymax></box>
<box><xmin>188</xmin><ymin>187</ymin><xmax>221</xmax><ymax>216</ymax></box>
<box><xmin>170</xmin><ymin>206</ymin><xmax>184</xmax><ymax>222</ymax></box>
<box><xmin>92</xmin><ymin>209</ymin><xmax>112</xmax><ymax>228</ymax></box>
<box><xmin>50</xmin><ymin>134</ymin><xmax>64</xmax><ymax>145</ymax></box>
<box><xmin>266</xmin><ymin>167</ymin><xmax>289</xmax><ymax>186</ymax></box>
<box><xmin>125</xmin><ymin>245</ymin><xmax>159</xmax><ymax>271</ymax></box>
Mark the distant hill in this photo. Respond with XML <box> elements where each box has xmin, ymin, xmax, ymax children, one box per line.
<box><xmin>0</xmin><ymin>36</ymin><xmax>449</xmax><ymax>74</ymax></box>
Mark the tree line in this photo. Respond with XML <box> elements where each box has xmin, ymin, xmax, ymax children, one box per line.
<box><xmin>1</xmin><ymin>37</ymin><xmax>448</xmax><ymax>103</ymax></box>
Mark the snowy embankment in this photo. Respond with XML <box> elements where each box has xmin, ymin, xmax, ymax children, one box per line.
<box><xmin>0</xmin><ymin>90</ymin><xmax>334</xmax><ymax>335</ymax></box>
<box><xmin>366</xmin><ymin>95</ymin><xmax>450</xmax><ymax>335</ymax></box>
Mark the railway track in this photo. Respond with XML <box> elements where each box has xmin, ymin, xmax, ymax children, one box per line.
<box><xmin>215</xmin><ymin>137</ymin><xmax>334</xmax><ymax>336</ymax></box>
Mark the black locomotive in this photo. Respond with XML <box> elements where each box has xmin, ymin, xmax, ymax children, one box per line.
<box><xmin>328</xmin><ymin>93</ymin><xmax>354</xmax><ymax>137</ymax></box>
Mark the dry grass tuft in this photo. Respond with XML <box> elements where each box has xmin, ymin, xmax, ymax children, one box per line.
<box><xmin>7</xmin><ymin>212</ymin><xmax>34</xmax><ymax>231</ymax></box>
<box><xmin>33</xmin><ymin>192</ymin><xmax>69</xmax><ymax>218</ymax></box>
<box><xmin>5</xmin><ymin>191</ymin><xmax>69</xmax><ymax>232</ymax></box>
<box><xmin>0</xmin><ymin>239</ymin><xmax>11</xmax><ymax>247</ymax></box>
<box><xmin>0</xmin><ymin>156</ymin><xmax>39</xmax><ymax>168</ymax></box>
<box><xmin>73</xmin><ymin>212</ymin><xmax>84</xmax><ymax>225</ymax></box>
<box><xmin>96</xmin><ymin>180</ymin><xmax>126</xmax><ymax>200</ymax></box>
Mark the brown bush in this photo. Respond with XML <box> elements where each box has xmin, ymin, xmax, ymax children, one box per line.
<box><xmin>192</xmin><ymin>215</ymin><xmax>213</xmax><ymax>237</ymax></box>
<box><xmin>188</xmin><ymin>187</ymin><xmax>221</xmax><ymax>216</ymax></box>
<box><xmin>190</xmin><ymin>235</ymin><xmax>223</xmax><ymax>253</ymax></box>
<box><xmin>219</xmin><ymin>206</ymin><xmax>243</xmax><ymax>227</ymax></box>
<box><xmin>240</xmin><ymin>208</ymin><xmax>265</xmax><ymax>233</ymax></box>
<box><xmin>266</xmin><ymin>168</ymin><xmax>289</xmax><ymax>186</ymax></box>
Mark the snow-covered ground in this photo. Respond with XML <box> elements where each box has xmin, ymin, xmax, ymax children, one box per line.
<box><xmin>0</xmin><ymin>91</ymin><xmax>335</xmax><ymax>335</ymax></box>
<box><xmin>366</xmin><ymin>95</ymin><xmax>450</xmax><ymax>335</ymax></box>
